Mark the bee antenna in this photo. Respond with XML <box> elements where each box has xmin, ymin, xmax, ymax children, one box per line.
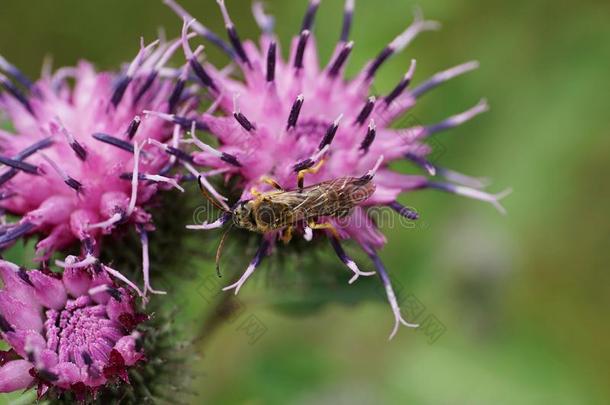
<box><xmin>198</xmin><ymin>175</ymin><xmax>230</xmax><ymax>213</ymax></box>
<box><xmin>215</xmin><ymin>223</ymin><xmax>233</xmax><ymax>277</ymax></box>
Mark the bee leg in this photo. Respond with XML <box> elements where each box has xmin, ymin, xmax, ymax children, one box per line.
<box><xmin>297</xmin><ymin>158</ymin><xmax>326</xmax><ymax>190</ymax></box>
<box><xmin>281</xmin><ymin>225</ymin><xmax>294</xmax><ymax>244</ymax></box>
<box><xmin>261</xmin><ymin>176</ymin><xmax>284</xmax><ymax>191</ymax></box>
<box><xmin>250</xmin><ymin>187</ymin><xmax>262</xmax><ymax>197</ymax></box>
<box><xmin>308</xmin><ymin>220</ymin><xmax>339</xmax><ymax>239</ymax></box>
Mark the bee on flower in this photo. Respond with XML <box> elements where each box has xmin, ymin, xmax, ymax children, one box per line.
<box><xmin>153</xmin><ymin>0</ymin><xmax>511</xmax><ymax>339</ymax></box>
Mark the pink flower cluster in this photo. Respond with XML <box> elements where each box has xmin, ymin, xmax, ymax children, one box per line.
<box><xmin>0</xmin><ymin>38</ymin><xmax>193</xmax><ymax>395</ymax></box>
<box><xmin>0</xmin><ymin>39</ymin><xmax>194</xmax><ymax>297</ymax></box>
<box><xmin>0</xmin><ymin>259</ymin><xmax>145</xmax><ymax>396</ymax></box>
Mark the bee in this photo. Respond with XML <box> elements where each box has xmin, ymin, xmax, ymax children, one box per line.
<box><xmin>198</xmin><ymin>156</ymin><xmax>384</xmax><ymax>276</ymax></box>
<box><xmin>232</xmin><ymin>175</ymin><xmax>375</xmax><ymax>233</ymax></box>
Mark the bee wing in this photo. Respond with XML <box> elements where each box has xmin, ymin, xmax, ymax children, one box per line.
<box><xmin>257</xmin><ymin>177</ymin><xmax>376</xmax><ymax>229</ymax></box>
<box><xmin>317</xmin><ymin>177</ymin><xmax>376</xmax><ymax>206</ymax></box>
<box><xmin>270</xmin><ymin>190</ymin><xmax>318</xmax><ymax>216</ymax></box>
<box><xmin>287</xmin><ymin>177</ymin><xmax>375</xmax><ymax>218</ymax></box>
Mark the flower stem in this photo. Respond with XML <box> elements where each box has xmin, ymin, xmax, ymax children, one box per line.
<box><xmin>193</xmin><ymin>273</ymin><xmax>243</xmax><ymax>348</ymax></box>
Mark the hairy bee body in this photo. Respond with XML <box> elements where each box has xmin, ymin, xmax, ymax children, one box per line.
<box><xmin>233</xmin><ymin>177</ymin><xmax>376</xmax><ymax>233</ymax></box>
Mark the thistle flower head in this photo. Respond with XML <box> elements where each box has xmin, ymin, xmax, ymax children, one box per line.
<box><xmin>0</xmin><ymin>259</ymin><xmax>145</xmax><ymax>397</ymax></box>
<box><xmin>161</xmin><ymin>0</ymin><xmax>510</xmax><ymax>339</ymax></box>
<box><xmin>0</xmin><ymin>39</ymin><xmax>195</xmax><ymax>297</ymax></box>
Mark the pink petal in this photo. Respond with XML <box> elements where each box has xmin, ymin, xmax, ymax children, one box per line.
<box><xmin>0</xmin><ymin>291</ymin><xmax>42</xmax><ymax>332</ymax></box>
<box><xmin>114</xmin><ymin>333</ymin><xmax>143</xmax><ymax>366</ymax></box>
<box><xmin>63</xmin><ymin>266</ymin><xmax>92</xmax><ymax>298</ymax></box>
<box><xmin>28</xmin><ymin>270</ymin><xmax>67</xmax><ymax>310</ymax></box>
<box><xmin>105</xmin><ymin>289</ymin><xmax>134</xmax><ymax>323</ymax></box>
<box><xmin>3</xmin><ymin>330</ymin><xmax>45</xmax><ymax>359</ymax></box>
<box><xmin>52</xmin><ymin>362</ymin><xmax>82</xmax><ymax>389</ymax></box>
<box><xmin>0</xmin><ymin>260</ymin><xmax>37</xmax><ymax>305</ymax></box>
<box><xmin>0</xmin><ymin>360</ymin><xmax>34</xmax><ymax>393</ymax></box>
<box><xmin>89</xmin><ymin>271</ymin><xmax>112</xmax><ymax>304</ymax></box>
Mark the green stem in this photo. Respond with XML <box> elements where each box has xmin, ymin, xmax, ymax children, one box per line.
<box><xmin>193</xmin><ymin>273</ymin><xmax>242</xmax><ymax>349</ymax></box>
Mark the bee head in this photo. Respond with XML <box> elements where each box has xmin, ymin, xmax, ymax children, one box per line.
<box><xmin>232</xmin><ymin>200</ymin><xmax>258</xmax><ymax>231</ymax></box>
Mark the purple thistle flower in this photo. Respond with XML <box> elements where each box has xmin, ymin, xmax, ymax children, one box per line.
<box><xmin>0</xmin><ymin>38</ymin><xmax>194</xmax><ymax>298</ymax></box>
<box><xmin>161</xmin><ymin>0</ymin><xmax>511</xmax><ymax>339</ymax></box>
<box><xmin>0</xmin><ymin>259</ymin><xmax>145</xmax><ymax>396</ymax></box>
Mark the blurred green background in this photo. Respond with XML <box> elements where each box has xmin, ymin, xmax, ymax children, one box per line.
<box><xmin>1</xmin><ymin>0</ymin><xmax>609</xmax><ymax>404</ymax></box>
